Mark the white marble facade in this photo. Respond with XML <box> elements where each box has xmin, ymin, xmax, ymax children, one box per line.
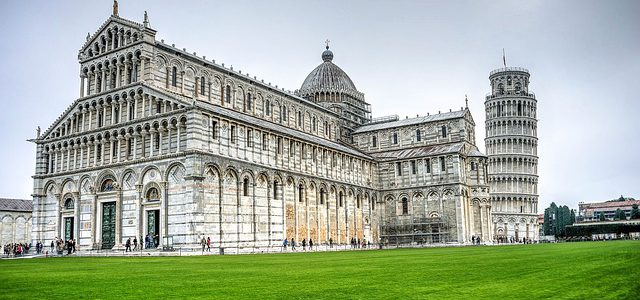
<box><xmin>32</xmin><ymin>7</ymin><xmax>497</xmax><ymax>252</ymax></box>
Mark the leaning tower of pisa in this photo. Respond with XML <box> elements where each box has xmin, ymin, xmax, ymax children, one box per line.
<box><xmin>485</xmin><ymin>67</ymin><xmax>539</xmax><ymax>242</ymax></box>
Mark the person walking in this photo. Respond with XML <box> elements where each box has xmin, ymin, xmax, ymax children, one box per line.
<box><xmin>50</xmin><ymin>240</ymin><xmax>54</xmax><ymax>252</ymax></box>
<box><xmin>282</xmin><ymin>238</ymin><xmax>288</xmax><ymax>251</ymax></box>
<box><xmin>309</xmin><ymin>239</ymin><xmax>313</xmax><ymax>251</ymax></box>
<box><xmin>201</xmin><ymin>236</ymin><xmax>206</xmax><ymax>252</ymax></box>
<box><xmin>206</xmin><ymin>237</ymin><xmax>211</xmax><ymax>252</ymax></box>
<box><xmin>291</xmin><ymin>238</ymin><xmax>296</xmax><ymax>251</ymax></box>
<box><xmin>133</xmin><ymin>237</ymin><xmax>138</xmax><ymax>251</ymax></box>
<box><xmin>329</xmin><ymin>237</ymin><xmax>333</xmax><ymax>248</ymax></box>
<box><xmin>125</xmin><ymin>238</ymin><xmax>131</xmax><ymax>252</ymax></box>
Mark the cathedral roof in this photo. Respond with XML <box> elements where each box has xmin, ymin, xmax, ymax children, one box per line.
<box><xmin>369</xmin><ymin>143</ymin><xmax>465</xmax><ymax>160</ymax></box>
<box><xmin>300</xmin><ymin>46</ymin><xmax>359</xmax><ymax>95</ymax></box>
<box><xmin>0</xmin><ymin>198</ymin><xmax>32</xmax><ymax>212</ymax></box>
<box><xmin>353</xmin><ymin>110</ymin><xmax>467</xmax><ymax>134</ymax></box>
<box><xmin>197</xmin><ymin>101</ymin><xmax>372</xmax><ymax>160</ymax></box>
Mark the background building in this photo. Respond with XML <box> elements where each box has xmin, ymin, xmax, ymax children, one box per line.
<box><xmin>577</xmin><ymin>196</ymin><xmax>639</xmax><ymax>222</ymax></box>
<box><xmin>1</xmin><ymin>198</ymin><xmax>32</xmax><ymax>246</ymax></box>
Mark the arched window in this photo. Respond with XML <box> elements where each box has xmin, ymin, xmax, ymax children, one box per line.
<box><xmin>442</xmin><ymin>126</ymin><xmax>447</xmax><ymax>138</ymax></box>
<box><xmin>416</xmin><ymin>129</ymin><xmax>421</xmax><ymax>141</ymax></box>
<box><xmin>320</xmin><ymin>188</ymin><xmax>325</xmax><ymax>205</ymax></box>
<box><xmin>200</xmin><ymin>76</ymin><xmax>205</xmax><ymax>96</ymax></box>
<box><xmin>498</xmin><ymin>83</ymin><xmax>504</xmax><ymax>95</ymax></box>
<box><xmin>357</xmin><ymin>196</ymin><xmax>361</xmax><ymax>208</ymax></box>
<box><xmin>515</xmin><ymin>82</ymin><xmax>522</xmax><ymax>93</ymax></box>
<box><xmin>339</xmin><ymin>191</ymin><xmax>344</xmax><ymax>207</ymax></box>
<box><xmin>312</xmin><ymin>117</ymin><xmax>317</xmax><ymax>132</ymax></box>
<box><xmin>402</xmin><ymin>198</ymin><xmax>408</xmax><ymax>215</ymax></box>
<box><xmin>171</xmin><ymin>67</ymin><xmax>177</xmax><ymax>87</ymax></box>
<box><xmin>371</xmin><ymin>199</ymin><xmax>375</xmax><ymax>210</ymax></box>
<box><xmin>273</xmin><ymin>181</ymin><xmax>278</xmax><ymax>199</ymax></box>
<box><xmin>101</xmin><ymin>179</ymin><xmax>114</xmax><ymax>192</ymax></box>
<box><xmin>265</xmin><ymin>100</ymin><xmax>271</xmax><ymax>116</ymax></box>
<box><xmin>246</xmin><ymin>93</ymin><xmax>252</xmax><ymax>112</ymax></box>
<box><xmin>225</xmin><ymin>85</ymin><xmax>231</xmax><ymax>103</ymax></box>
<box><xmin>243</xmin><ymin>178</ymin><xmax>250</xmax><ymax>196</ymax></box>
<box><xmin>507</xmin><ymin>77</ymin><xmax>512</xmax><ymax>85</ymax></box>
<box><xmin>146</xmin><ymin>187</ymin><xmax>160</xmax><ymax>201</ymax></box>
<box><xmin>372</xmin><ymin>136</ymin><xmax>377</xmax><ymax>147</ymax></box>
<box><xmin>297</xmin><ymin>111</ymin><xmax>302</xmax><ymax>127</ymax></box>
<box><xmin>298</xmin><ymin>184</ymin><xmax>304</xmax><ymax>203</ymax></box>
<box><xmin>64</xmin><ymin>198</ymin><xmax>74</xmax><ymax>210</ymax></box>
<box><xmin>393</xmin><ymin>132</ymin><xmax>398</xmax><ymax>144</ymax></box>
<box><xmin>517</xmin><ymin>102</ymin><xmax>522</xmax><ymax>116</ymax></box>
<box><xmin>129</xmin><ymin>101</ymin><xmax>135</xmax><ymax>120</ymax></box>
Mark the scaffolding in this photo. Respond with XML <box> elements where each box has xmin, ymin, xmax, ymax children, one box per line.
<box><xmin>380</xmin><ymin>217</ymin><xmax>451</xmax><ymax>245</ymax></box>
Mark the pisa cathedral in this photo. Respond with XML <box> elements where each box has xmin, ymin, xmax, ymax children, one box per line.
<box><xmin>30</xmin><ymin>5</ymin><xmax>538</xmax><ymax>252</ymax></box>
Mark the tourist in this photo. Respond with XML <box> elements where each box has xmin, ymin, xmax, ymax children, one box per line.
<box><xmin>282</xmin><ymin>238</ymin><xmax>288</xmax><ymax>250</ymax></box>
<box><xmin>291</xmin><ymin>238</ymin><xmax>296</xmax><ymax>251</ymax></box>
<box><xmin>302</xmin><ymin>239</ymin><xmax>306</xmax><ymax>251</ymax></box>
<box><xmin>207</xmin><ymin>237</ymin><xmax>211</xmax><ymax>252</ymax></box>
<box><xmin>329</xmin><ymin>238</ymin><xmax>333</xmax><ymax>248</ymax></box>
<box><xmin>133</xmin><ymin>237</ymin><xmax>138</xmax><ymax>250</ymax></box>
<box><xmin>125</xmin><ymin>238</ymin><xmax>131</xmax><ymax>252</ymax></box>
<box><xmin>50</xmin><ymin>240</ymin><xmax>54</xmax><ymax>252</ymax></box>
<box><xmin>201</xmin><ymin>236</ymin><xmax>206</xmax><ymax>252</ymax></box>
<box><xmin>309</xmin><ymin>239</ymin><xmax>313</xmax><ymax>251</ymax></box>
<box><xmin>145</xmin><ymin>234</ymin><xmax>150</xmax><ymax>249</ymax></box>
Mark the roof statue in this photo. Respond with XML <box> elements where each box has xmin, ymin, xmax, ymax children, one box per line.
<box><xmin>143</xmin><ymin>11</ymin><xmax>149</xmax><ymax>27</ymax></box>
<box><xmin>113</xmin><ymin>0</ymin><xmax>119</xmax><ymax>16</ymax></box>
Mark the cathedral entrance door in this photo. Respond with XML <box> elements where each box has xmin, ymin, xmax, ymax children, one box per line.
<box><xmin>101</xmin><ymin>202</ymin><xmax>116</xmax><ymax>249</ymax></box>
<box><xmin>64</xmin><ymin>217</ymin><xmax>74</xmax><ymax>240</ymax></box>
<box><xmin>147</xmin><ymin>210</ymin><xmax>160</xmax><ymax>247</ymax></box>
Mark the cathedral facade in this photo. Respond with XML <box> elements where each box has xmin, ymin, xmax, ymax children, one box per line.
<box><xmin>31</xmin><ymin>7</ymin><xmax>511</xmax><ymax>252</ymax></box>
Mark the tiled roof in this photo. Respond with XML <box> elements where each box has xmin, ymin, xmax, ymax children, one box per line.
<box><xmin>209</xmin><ymin>105</ymin><xmax>373</xmax><ymax>160</ymax></box>
<box><xmin>353</xmin><ymin>110</ymin><xmax>466</xmax><ymax>133</ymax></box>
<box><xmin>0</xmin><ymin>198</ymin><xmax>33</xmax><ymax>212</ymax></box>
<box><xmin>581</xmin><ymin>200</ymin><xmax>640</xmax><ymax>209</ymax></box>
<box><xmin>369</xmin><ymin>143</ymin><xmax>464</xmax><ymax>160</ymax></box>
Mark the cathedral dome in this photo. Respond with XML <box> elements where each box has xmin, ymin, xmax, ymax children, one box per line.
<box><xmin>300</xmin><ymin>46</ymin><xmax>359</xmax><ymax>94</ymax></box>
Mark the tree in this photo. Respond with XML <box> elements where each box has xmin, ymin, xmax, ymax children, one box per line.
<box><xmin>599</xmin><ymin>212</ymin><xmax>606</xmax><ymax>221</ymax></box>
<box><xmin>614</xmin><ymin>208</ymin><xmax>626</xmax><ymax>220</ymax></box>
<box><xmin>630</xmin><ymin>204</ymin><xmax>640</xmax><ymax>220</ymax></box>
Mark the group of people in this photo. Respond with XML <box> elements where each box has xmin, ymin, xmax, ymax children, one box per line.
<box><xmin>200</xmin><ymin>236</ymin><xmax>211</xmax><ymax>252</ymax></box>
<box><xmin>350</xmin><ymin>237</ymin><xmax>370</xmax><ymax>249</ymax></box>
<box><xmin>282</xmin><ymin>237</ymin><xmax>370</xmax><ymax>251</ymax></box>
<box><xmin>282</xmin><ymin>237</ymin><xmax>315</xmax><ymax>251</ymax></box>
<box><xmin>3</xmin><ymin>242</ymin><xmax>30</xmax><ymax>257</ymax></box>
<box><xmin>50</xmin><ymin>237</ymin><xmax>76</xmax><ymax>255</ymax></box>
<box><xmin>124</xmin><ymin>234</ymin><xmax>160</xmax><ymax>252</ymax></box>
<box><xmin>471</xmin><ymin>236</ymin><xmax>482</xmax><ymax>245</ymax></box>
<box><xmin>494</xmin><ymin>236</ymin><xmax>534</xmax><ymax>244</ymax></box>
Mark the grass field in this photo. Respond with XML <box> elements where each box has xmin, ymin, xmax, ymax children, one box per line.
<box><xmin>1</xmin><ymin>241</ymin><xmax>638</xmax><ymax>299</ymax></box>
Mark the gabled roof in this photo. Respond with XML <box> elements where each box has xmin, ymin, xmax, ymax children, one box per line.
<box><xmin>0</xmin><ymin>198</ymin><xmax>32</xmax><ymax>212</ymax></box>
<box><xmin>79</xmin><ymin>15</ymin><xmax>149</xmax><ymax>53</ymax></box>
<box><xmin>353</xmin><ymin>109</ymin><xmax>469</xmax><ymax>134</ymax></box>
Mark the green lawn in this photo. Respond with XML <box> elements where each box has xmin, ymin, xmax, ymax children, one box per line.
<box><xmin>1</xmin><ymin>241</ymin><xmax>638</xmax><ymax>299</ymax></box>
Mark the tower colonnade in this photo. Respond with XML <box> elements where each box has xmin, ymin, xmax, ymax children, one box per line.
<box><xmin>485</xmin><ymin>67</ymin><xmax>539</xmax><ymax>242</ymax></box>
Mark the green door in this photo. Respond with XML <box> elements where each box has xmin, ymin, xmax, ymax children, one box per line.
<box><xmin>102</xmin><ymin>202</ymin><xmax>116</xmax><ymax>249</ymax></box>
<box><xmin>147</xmin><ymin>210</ymin><xmax>160</xmax><ymax>247</ymax></box>
<box><xmin>64</xmin><ymin>217</ymin><xmax>74</xmax><ymax>240</ymax></box>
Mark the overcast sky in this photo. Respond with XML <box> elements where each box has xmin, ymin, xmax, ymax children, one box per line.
<box><xmin>0</xmin><ymin>0</ymin><xmax>638</xmax><ymax>212</ymax></box>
